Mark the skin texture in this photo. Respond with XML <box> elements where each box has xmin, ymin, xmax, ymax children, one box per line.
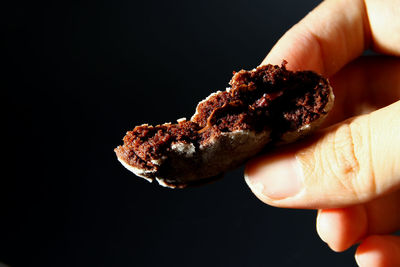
<box><xmin>244</xmin><ymin>0</ymin><xmax>400</xmax><ymax>266</ymax></box>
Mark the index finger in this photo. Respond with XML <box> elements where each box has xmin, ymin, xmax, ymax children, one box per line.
<box><xmin>262</xmin><ymin>0</ymin><xmax>400</xmax><ymax>76</ymax></box>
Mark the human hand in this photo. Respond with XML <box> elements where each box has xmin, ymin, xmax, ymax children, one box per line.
<box><xmin>244</xmin><ymin>0</ymin><xmax>400</xmax><ymax>266</ymax></box>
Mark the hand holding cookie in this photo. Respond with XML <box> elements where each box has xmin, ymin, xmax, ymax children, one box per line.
<box><xmin>245</xmin><ymin>0</ymin><xmax>400</xmax><ymax>266</ymax></box>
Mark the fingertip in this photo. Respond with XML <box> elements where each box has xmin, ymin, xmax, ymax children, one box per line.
<box><xmin>316</xmin><ymin>206</ymin><xmax>367</xmax><ymax>252</ymax></box>
<box><xmin>356</xmin><ymin>235</ymin><xmax>400</xmax><ymax>267</ymax></box>
<box><xmin>261</xmin><ymin>25</ymin><xmax>326</xmax><ymax>74</ymax></box>
<box><xmin>261</xmin><ymin>0</ymin><xmax>369</xmax><ymax>77</ymax></box>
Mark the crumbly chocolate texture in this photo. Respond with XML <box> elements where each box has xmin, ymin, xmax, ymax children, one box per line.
<box><xmin>115</xmin><ymin>62</ymin><xmax>334</xmax><ymax>188</ymax></box>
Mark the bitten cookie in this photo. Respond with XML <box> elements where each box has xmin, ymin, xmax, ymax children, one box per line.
<box><xmin>115</xmin><ymin>62</ymin><xmax>334</xmax><ymax>188</ymax></box>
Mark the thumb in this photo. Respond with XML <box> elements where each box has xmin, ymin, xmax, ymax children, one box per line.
<box><xmin>245</xmin><ymin>100</ymin><xmax>400</xmax><ymax>209</ymax></box>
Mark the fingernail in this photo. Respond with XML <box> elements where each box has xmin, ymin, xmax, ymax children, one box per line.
<box><xmin>245</xmin><ymin>154</ymin><xmax>303</xmax><ymax>200</ymax></box>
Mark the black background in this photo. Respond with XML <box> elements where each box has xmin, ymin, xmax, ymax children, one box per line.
<box><xmin>4</xmin><ymin>0</ymin><xmax>357</xmax><ymax>266</ymax></box>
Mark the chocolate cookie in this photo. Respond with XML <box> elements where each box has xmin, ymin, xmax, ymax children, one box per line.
<box><xmin>115</xmin><ymin>62</ymin><xmax>334</xmax><ymax>188</ymax></box>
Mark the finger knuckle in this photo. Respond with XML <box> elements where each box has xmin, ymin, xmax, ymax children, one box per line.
<box><xmin>334</xmin><ymin>123</ymin><xmax>360</xmax><ymax>177</ymax></box>
<box><xmin>328</xmin><ymin>118</ymin><xmax>375</xmax><ymax>201</ymax></box>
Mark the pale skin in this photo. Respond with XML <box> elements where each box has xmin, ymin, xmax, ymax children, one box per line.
<box><xmin>244</xmin><ymin>0</ymin><xmax>400</xmax><ymax>266</ymax></box>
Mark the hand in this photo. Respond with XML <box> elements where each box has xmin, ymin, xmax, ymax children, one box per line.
<box><xmin>244</xmin><ymin>0</ymin><xmax>400</xmax><ymax>266</ymax></box>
